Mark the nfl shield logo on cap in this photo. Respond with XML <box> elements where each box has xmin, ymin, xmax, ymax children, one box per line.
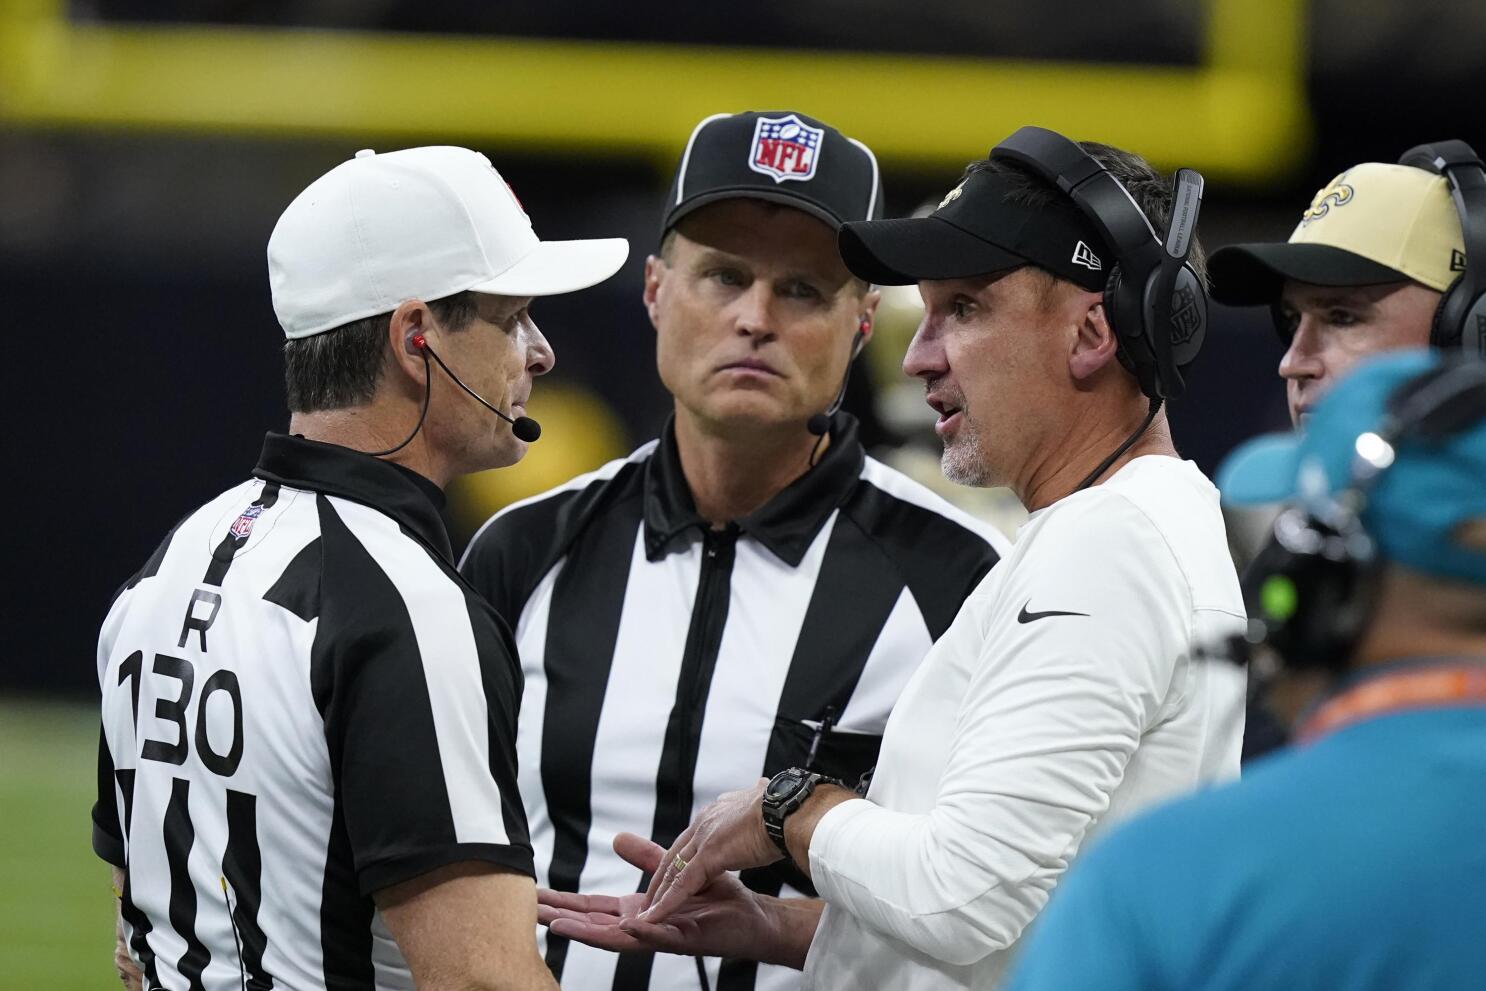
<box><xmin>661</xmin><ymin>111</ymin><xmax>882</xmax><ymax>237</ymax></box>
<box><xmin>749</xmin><ymin>114</ymin><xmax>824</xmax><ymax>183</ymax></box>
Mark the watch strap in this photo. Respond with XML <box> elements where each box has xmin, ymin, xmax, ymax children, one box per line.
<box><xmin>762</xmin><ymin>769</ymin><xmax>844</xmax><ymax>859</ymax></box>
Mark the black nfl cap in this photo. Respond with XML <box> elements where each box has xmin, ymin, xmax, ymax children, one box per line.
<box><xmin>662</xmin><ymin>111</ymin><xmax>884</xmax><ymax>239</ymax></box>
<box><xmin>839</xmin><ymin>166</ymin><xmax>1112</xmax><ymax>290</ymax></box>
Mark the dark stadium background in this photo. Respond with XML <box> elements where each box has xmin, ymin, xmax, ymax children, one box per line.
<box><xmin>16</xmin><ymin>0</ymin><xmax>1484</xmax><ymax>700</ymax></box>
<box><xmin>5</xmin><ymin>3</ymin><xmax>1480</xmax><ymax>986</ymax></box>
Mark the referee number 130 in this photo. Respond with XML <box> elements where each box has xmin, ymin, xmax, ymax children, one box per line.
<box><xmin>118</xmin><ymin>649</ymin><xmax>244</xmax><ymax>777</ymax></box>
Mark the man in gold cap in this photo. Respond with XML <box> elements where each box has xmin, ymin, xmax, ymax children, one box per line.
<box><xmin>1209</xmin><ymin>140</ymin><xmax>1486</xmax><ymax>426</ymax></box>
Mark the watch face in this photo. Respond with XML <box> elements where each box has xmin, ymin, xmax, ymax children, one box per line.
<box><xmin>767</xmin><ymin>769</ymin><xmax>806</xmax><ymax>801</ymax></box>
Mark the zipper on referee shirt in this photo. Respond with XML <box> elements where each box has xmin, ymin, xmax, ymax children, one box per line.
<box><xmin>617</xmin><ymin>525</ymin><xmax>741</xmax><ymax>990</ymax></box>
<box><xmin>654</xmin><ymin>524</ymin><xmax>739</xmax><ymax>845</ymax></box>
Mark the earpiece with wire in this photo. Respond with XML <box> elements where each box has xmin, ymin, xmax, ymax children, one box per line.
<box><xmin>362</xmin><ymin>334</ymin><xmax>436</xmax><ymax>458</ymax></box>
<box><xmin>806</xmin><ymin>318</ymin><xmax>871</xmax><ymax>465</ymax></box>
<box><xmin>363</xmin><ymin>330</ymin><xmax>543</xmax><ymax>458</ymax></box>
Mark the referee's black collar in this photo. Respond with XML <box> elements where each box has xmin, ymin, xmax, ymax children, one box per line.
<box><xmin>253</xmin><ymin>432</ymin><xmax>453</xmax><ymax>561</ymax></box>
<box><xmin>643</xmin><ymin>414</ymin><xmax>865</xmax><ymax>566</ymax></box>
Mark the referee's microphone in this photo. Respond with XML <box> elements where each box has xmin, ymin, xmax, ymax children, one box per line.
<box><xmin>414</xmin><ymin>334</ymin><xmax>542</xmax><ymax>442</ymax></box>
<box><xmin>807</xmin><ymin>322</ymin><xmax>870</xmax><ymax>437</ymax></box>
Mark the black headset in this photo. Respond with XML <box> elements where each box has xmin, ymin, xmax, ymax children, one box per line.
<box><xmin>1241</xmin><ymin>357</ymin><xmax>1486</xmax><ymax>671</ymax></box>
<box><xmin>1397</xmin><ymin>140</ymin><xmax>1486</xmax><ymax>357</ymax></box>
<box><xmin>992</xmin><ymin>126</ymin><xmax>1209</xmax><ymax>401</ymax></box>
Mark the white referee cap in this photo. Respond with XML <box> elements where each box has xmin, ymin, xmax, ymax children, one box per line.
<box><xmin>268</xmin><ymin>146</ymin><xmax>629</xmax><ymax>339</ymax></box>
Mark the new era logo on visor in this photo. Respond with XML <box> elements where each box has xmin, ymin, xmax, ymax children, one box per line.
<box><xmin>749</xmin><ymin>114</ymin><xmax>824</xmax><ymax>183</ymax></box>
<box><xmin>1072</xmin><ymin>241</ymin><xmax>1103</xmax><ymax>271</ymax></box>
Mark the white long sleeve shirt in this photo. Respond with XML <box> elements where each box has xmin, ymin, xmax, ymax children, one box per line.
<box><xmin>801</xmin><ymin>456</ymin><xmax>1248</xmax><ymax>990</ymax></box>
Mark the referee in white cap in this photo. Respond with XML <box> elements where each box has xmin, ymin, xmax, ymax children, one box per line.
<box><xmin>93</xmin><ymin>146</ymin><xmax>626</xmax><ymax>991</ymax></box>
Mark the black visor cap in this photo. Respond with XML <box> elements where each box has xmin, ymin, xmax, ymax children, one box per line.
<box><xmin>838</xmin><ymin>216</ymin><xmax>1028</xmax><ymax>286</ymax></box>
<box><xmin>1209</xmin><ymin>242</ymin><xmax>1410</xmax><ymax>306</ymax></box>
<box><xmin>839</xmin><ymin>169</ymin><xmax>1110</xmax><ymax>290</ymax></box>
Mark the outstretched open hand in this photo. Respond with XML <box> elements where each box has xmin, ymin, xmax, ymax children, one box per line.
<box><xmin>639</xmin><ymin>779</ymin><xmax>782</xmax><ymax>926</ymax></box>
<box><xmin>538</xmin><ymin>831</ymin><xmax>775</xmax><ymax>961</ymax></box>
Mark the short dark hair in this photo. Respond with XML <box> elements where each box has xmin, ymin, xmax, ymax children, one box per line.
<box><xmin>962</xmin><ymin>142</ymin><xmax>1208</xmax><ymax>286</ymax></box>
<box><xmin>284</xmin><ymin>291</ymin><xmax>480</xmax><ymax>413</ymax></box>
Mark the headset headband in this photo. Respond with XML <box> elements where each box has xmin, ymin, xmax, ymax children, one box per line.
<box><xmin>990</xmin><ymin>126</ymin><xmax>1207</xmax><ymax>399</ymax></box>
<box><xmin>993</xmin><ymin>128</ymin><xmax>1161</xmax><ymax>268</ymax></box>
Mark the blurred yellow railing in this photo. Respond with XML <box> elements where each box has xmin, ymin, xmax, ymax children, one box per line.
<box><xmin>0</xmin><ymin>0</ymin><xmax>1308</xmax><ymax>183</ymax></box>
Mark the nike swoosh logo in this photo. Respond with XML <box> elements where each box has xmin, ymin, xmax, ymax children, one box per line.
<box><xmin>1018</xmin><ymin>602</ymin><xmax>1090</xmax><ymax>623</ymax></box>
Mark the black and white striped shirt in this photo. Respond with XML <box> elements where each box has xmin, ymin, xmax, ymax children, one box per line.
<box><xmin>459</xmin><ymin>415</ymin><xmax>1009</xmax><ymax>991</ymax></box>
<box><xmin>93</xmin><ymin>433</ymin><xmax>531</xmax><ymax>991</ymax></box>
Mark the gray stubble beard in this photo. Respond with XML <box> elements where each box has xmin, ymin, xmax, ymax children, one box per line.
<box><xmin>940</xmin><ymin>414</ymin><xmax>994</xmax><ymax>488</ymax></box>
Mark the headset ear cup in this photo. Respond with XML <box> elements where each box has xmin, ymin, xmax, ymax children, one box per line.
<box><xmin>1242</xmin><ymin>516</ymin><xmax>1375</xmax><ymax>673</ymax></box>
<box><xmin>1104</xmin><ymin>264</ymin><xmax>1163</xmax><ymax>399</ymax></box>
<box><xmin>1166</xmin><ymin>265</ymin><xmax>1209</xmax><ymax>367</ymax></box>
<box><xmin>1430</xmin><ymin>275</ymin><xmax>1464</xmax><ymax>349</ymax></box>
<box><xmin>1104</xmin><ymin>267</ymin><xmax>1134</xmax><ymax>370</ymax></box>
<box><xmin>1135</xmin><ymin>263</ymin><xmax>1208</xmax><ymax>400</ymax></box>
<box><xmin>1432</xmin><ymin>274</ymin><xmax>1486</xmax><ymax>356</ymax></box>
<box><xmin>1465</xmin><ymin>294</ymin><xmax>1486</xmax><ymax>358</ymax></box>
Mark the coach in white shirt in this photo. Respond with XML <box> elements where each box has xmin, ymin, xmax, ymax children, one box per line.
<box><xmin>537</xmin><ymin>128</ymin><xmax>1247</xmax><ymax>989</ymax></box>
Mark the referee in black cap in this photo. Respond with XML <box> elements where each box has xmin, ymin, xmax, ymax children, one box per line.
<box><xmin>460</xmin><ymin>110</ymin><xmax>1008</xmax><ymax>991</ymax></box>
<box><xmin>533</xmin><ymin>129</ymin><xmax>1245</xmax><ymax>991</ymax></box>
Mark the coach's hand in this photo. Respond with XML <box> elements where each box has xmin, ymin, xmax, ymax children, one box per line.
<box><xmin>638</xmin><ymin>779</ymin><xmax>781</xmax><ymax>926</ymax></box>
<box><xmin>539</xmin><ymin>832</ymin><xmax>777</xmax><ymax>961</ymax></box>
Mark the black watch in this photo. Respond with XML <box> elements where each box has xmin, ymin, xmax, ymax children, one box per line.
<box><xmin>762</xmin><ymin>767</ymin><xmax>843</xmax><ymax>859</ymax></box>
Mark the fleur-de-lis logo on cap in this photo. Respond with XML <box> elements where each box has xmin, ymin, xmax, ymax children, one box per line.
<box><xmin>1301</xmin><ymin>173</ymin><xmax>1355</xmax><ymax>225</ymax></box>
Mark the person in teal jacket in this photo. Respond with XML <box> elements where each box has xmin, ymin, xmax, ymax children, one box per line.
<box><xmin>1005</xmin><ymin>349</ymin><xmax>1486</xmax><ymax>991</ymax></box>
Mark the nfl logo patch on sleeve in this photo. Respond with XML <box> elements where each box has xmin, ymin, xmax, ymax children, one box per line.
<box><xmin>749</xmin><ymin>114</ymin><xmax>824</xmax><ymax>183</ymax></box>
<box><xmin>229</xmin><ymin>504</ymin><xmax>265</xmax><ymax>540</ymax></box>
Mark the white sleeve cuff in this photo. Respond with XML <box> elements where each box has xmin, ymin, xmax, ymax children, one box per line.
<box><xmin>808</xmin><ymin>797</ymin><xmax>891</xmax><ymax>911</ymax></box>
<box><xmin>805</xmin><ymin>797</ymin><xmax>1006</xmax><ymax>965</ymax></box>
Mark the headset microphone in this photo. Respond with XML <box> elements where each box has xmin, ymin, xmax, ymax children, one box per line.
<box><xmin>413</xmin><ymin>334</ymin><xmax>543</xmax><ymax>442</ymax></box>
<box><xmin>805</xmin><ymin>413</ymin><xmax>834</xmax><ymax>437</ymax></box>
<box><xmin>807</xmin><ymin>322</ymin><xmax>870</xmax><ymax>438</ymax></box>
<box><xmin>512</xmin><ymin>416</ymin><xmax>543</xmax><ymax>443</ymax></box>
<box><xmin>365</xmin><ymin>334</ymin><xmax>542</xmax><ymax>457</ymax></box>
